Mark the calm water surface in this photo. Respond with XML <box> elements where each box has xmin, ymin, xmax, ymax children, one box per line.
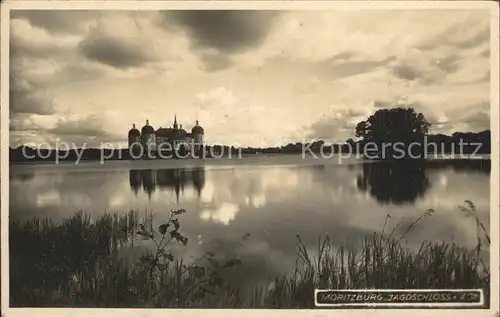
<box><xmin>10</xmin><ymin>156</ymin><xmax>490</xmax><ymax>286</ymax></box>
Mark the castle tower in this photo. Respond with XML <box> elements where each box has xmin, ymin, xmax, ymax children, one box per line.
<box><xmin>128</xmin><ymin>123</ymin><xmax>141</xmax><ymax>158</ymax></box>
<box><xmin>191</xmin><ymin>120</ymin><xmax>205</xmax><ymax>156</ymax></box>
<box><xmin>141</xmin><ymin>119</ymin><xmax>156</xmax><ymax>159</ymax></box>
<box><xmin>173</xmin><ymin>114</ymin><xmax>178</xmax><ymax>130</ymax></box>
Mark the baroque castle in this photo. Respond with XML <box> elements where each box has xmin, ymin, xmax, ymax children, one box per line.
<box><xmin>128</xmin><ymin>115</ymin><xmax>204</xmax><ymax>158</ymax></box>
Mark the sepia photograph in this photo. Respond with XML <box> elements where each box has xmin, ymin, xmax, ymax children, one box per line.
<box><xmin>1</xmin><ymin>1</ymin><xmax>499</xmax><ymax>316</ymax></box>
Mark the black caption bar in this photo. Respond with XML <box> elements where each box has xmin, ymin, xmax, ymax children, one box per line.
<box><xmin>315</xmin><ymin>289</ymin><xmax>484</xmax><ymax>307</ymax></box>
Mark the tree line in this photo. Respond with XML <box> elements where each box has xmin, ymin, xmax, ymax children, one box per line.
<box><xmin>9</xmin><ymin>107</ymin><xmax>491</xmax><ymax>162</ymax></box>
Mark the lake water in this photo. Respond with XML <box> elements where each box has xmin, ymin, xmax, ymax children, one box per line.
<box><xmin>9</xmin><ymin>155</ymin><xmax>491</xmax><ymax>287</ymax></box>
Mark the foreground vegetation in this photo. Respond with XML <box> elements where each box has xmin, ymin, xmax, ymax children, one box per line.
<box><xmin>10</xmin><ymin>201</ymin><xmax>490</xmax><ymax>308</ymax></box>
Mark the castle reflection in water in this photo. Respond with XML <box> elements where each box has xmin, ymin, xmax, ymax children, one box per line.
<box><xmin>127</xmin><ymin>159</ymin><xmax>490</xmax><ymax>205</ymax></box>
<box><xmin>129</xmin><ymin>168</ymin><xmax>205</xmax><ymax>202</ymax></box>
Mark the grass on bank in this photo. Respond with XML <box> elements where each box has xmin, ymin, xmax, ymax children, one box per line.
<box><xmin>9</xmin><ymin>201</ymin><xmax>490</xmax><ymax>308</ymax></box>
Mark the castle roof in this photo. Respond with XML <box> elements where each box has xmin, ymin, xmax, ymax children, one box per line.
<box><xmin>191</xmin><ymin>120</ymin><xmax>204</xmax><ymax>134</ymax></box>
<box><xmin>176</xmin><ymin>128</ymin><xmax>188</xmax><ymax>138</ymax></box>
<box><xmin>156</xmin><ymin>127</ymin><xmax>175</xmax><ymax>137</ymax></box>
<box><xmin>128</xmin><ymin>124</ymin><xmax>140</xmax><ymax>137</ymax></box>
<box><xmin>141</xmin><ymin>120</ymin><xmax>155</xmax><ymax>134</ymax></box>
<box><xmin>132</xmin><ymin>119</ymin><xmax>202</xmax><ymax>139</ymax></box>
<box><xmin>156</xmin><ymin>127</ymin><xmax>191</xmax><ymax>139</ymax></box>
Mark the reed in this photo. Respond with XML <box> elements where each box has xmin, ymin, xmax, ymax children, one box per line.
<box><xmin>9</xmin><ymin>201</ymin><xmax>490</xmax><ymax>308</ymax></box>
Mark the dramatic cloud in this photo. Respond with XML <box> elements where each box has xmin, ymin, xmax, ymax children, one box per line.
<box><xmin>161</xmin><ymin>10</ymin><xmax>279</xmax><ymax>71</ymax></box>
<box><xmin>307</xmin><ymin>107</ymin><xmax>373</xmax><ymax>142</ymax></box>
<box><xmin>77</xmin><ymin>13</ymin><xmax>164</xmax><ymax>69</ymax></box>
<box><xmin>10</xmin><ymin>76</ymin><xmax>56</xmax><ymax>116</ymax></box>
<box><xmin>434</xmin><ymin>54</ymin><xmax>461</xmax><ymax>73</ymax></box>
<box><xmin>10</xmin><ymin>114</ymin><xmax>50</xmax><ymax>132</ymax></box>
<box><xmin>9</xmin><ymin>18</ymin><xmax>76</xmax><ymax>116</ymax></box>
<box><xmin>392</xmin><ymin>63</ymin><xmax>423</xmax><ymax>81</ymax></box>
<box><xmin>8</xmin><ymin>9</ymin><xmax>492</xmax><ymax>147</ymax></box>
<box><xmin>441</xmin><ymin>101</ymin><xmax>490</xmax><ymax>133</ymax></box>
<box><xmin>10</xmin><ymin>10</ymin><xmax>96</xmax><ymax>34</ymax></box>
<box><xmin>373</xmin><ymin>100</ymin><xmax>392</xmax><ymax>109</ymax></box>
<box><xmin>462</xmin><ymin>112</ymin><xmax>490</xmax><ymax>132</ymax></box>
<box><xmin>78</xmin><ymin>27</ymin><xmax>157</xmax><ymax>69</ymax></box>
<box><xmin>164</xmin><ymin>10</ymin><xmax>278</xmax><ymax>53</ymax></box>
<box><xmin>10</xmin><ymin>19</ymin><xmax>79</xmax><ymax>59</ymax></box>
<box><xmin>200</xmin><ymin>52</ymin><xmax>234</xmax><ymax>72</ymax></box>
<box><xmin>49</xmin><ymin>114</ymin><xmax>117</xmax><ymax>139</ymax></box>
<box><xmin>417</xmin><ymin>17</ymin><xmax>490</xmax><ymax>51</ymax></box>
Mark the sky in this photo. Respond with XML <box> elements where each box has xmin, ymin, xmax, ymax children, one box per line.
<box><xmin>9</xmin><ymin>9</ymin><xmax>491</xmax><ymax>148</ymax></box>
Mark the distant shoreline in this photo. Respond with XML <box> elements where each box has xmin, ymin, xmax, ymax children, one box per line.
<box><xmin>9</xmin><ymin>153</ymin><xmax>492</xmax><ymax>175</ymax></box>
<box><xmin>9</xmin><ymin>151</ymin><xmax>492</xmax><ymax>163</ymax></box>
<box><xmin>9</xmin><ymin>129</ymin><xmax>491</xmax><ymax>165</ymax></box>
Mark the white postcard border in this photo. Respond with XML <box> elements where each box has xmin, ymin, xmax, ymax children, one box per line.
<box><xmin>1</xmin><ymin>1</ymin><xmax>499</xmax><ymax>317</ymax></box>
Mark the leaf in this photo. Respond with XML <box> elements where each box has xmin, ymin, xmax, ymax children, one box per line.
<box><xmin>173</xmin><ymin>208</ymin><xmax>187</xmax><ymax>215</ymax></box>
<box><xmin>172</xmin><ymin>219</ymin><xmax>180</xmax><ymax>231</ymax></box>
<box><xmin>180</xmin><ymin>236</ymin><xmax>188</xmax><ymax>246</ymax></box>
<box><xmin>170</xmin><ymin>231</ymin><xmax>181</xmax><ymax>239</ymax></box>
<box><xmin>164</xmin><ymin>252</ymin><xmax>174</xmax><ymax>262</ymax></box>
<box><xmin>170</xmin><ymin>231</ymin><xmax>188</xmax><ymax>245</ymax></box>
<box><xmin>465</xmin><ymin>200</ymin><xmax>475</xmax><ymax>209</ymax></box>
<box><xmin>158</xmin><ymin>224</ymin><xmax>169</xmax><ymax>235</ymax></box>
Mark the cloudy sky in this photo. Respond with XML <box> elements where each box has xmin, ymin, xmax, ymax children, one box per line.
<box><xmin>9</xmin><ymin>9</ymin><xmax>491</xmax><ymax>148</ymax></box>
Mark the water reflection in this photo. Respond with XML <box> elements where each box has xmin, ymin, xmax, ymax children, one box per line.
<box><xmin>426</xmin><ymin>159</ymin><xmax>491</xmax><ymax>174</ymax></box>
<box><xmin>356</xmin><ymin>160</ymin><xmax>490</xmax><ymax>205</ymax></box>
<box><xmin>10</xmin><ymin>172</ymin><xmax>35</xmax><ymax>182</ymax></box>
<box><xmin>9</xmin><ymin>159</ymin><xmax>491</xmax><ymax>289</ymax></box>
<box><xmin>356</xmin><ymin>161</ymin><xmax>431</xmax><ymax>205</ymax></box>
<box><xmin>129</xmin><ymin>168</ymin><xmax>206</xmax><ymax>202</ymax></box>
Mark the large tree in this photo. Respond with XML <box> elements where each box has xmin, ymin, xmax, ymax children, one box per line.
<box><xmin>355</xmin><ymin>107</ymin><xmax>431</xmax><ymax>144</ymax></box>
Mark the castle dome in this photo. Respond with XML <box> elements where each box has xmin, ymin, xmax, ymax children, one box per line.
<box><xmin>191</xmin><ymin>120</ymin><xmax>204</xmax><ymax>134</ymax></box>
<box><xmin>141</xmin><ymin>120</ymin><xmax>155</xmax><ymax>134</ymax></box>
<box><xmin>128</xmin><ymin>124</ymin><xmax>140</xmax><ymax>137</ymax></box>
